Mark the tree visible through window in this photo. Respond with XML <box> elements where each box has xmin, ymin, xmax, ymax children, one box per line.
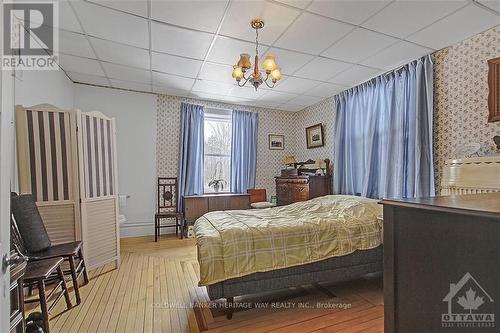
<box><xmin>204</xmin><ymin>109</ymin><xmax>232</xmax><ymax>193</ymax></box>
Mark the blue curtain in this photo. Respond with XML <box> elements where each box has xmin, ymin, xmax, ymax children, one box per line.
<box><xmin>178</xmin><ymin>102</ymin><xmax>204</xmax><ymax>210</ymax></box>
<box><xmin>231</xmin><ymin>110</ymin><xmax>258</xmax><ymax>193</ymax></box>
<box><xmin>334</xmin><ymin>55</ymin><xmax>434</xmax><ymax>199</ymax></box>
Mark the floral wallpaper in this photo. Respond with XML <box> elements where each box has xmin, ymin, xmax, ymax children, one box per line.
<box><xmin>294</xmin><ymin>98</ymin><xmax>336</xmax><ymax>164</ymax></box>
<box><xmin>433</xmin><ymin>26</ymin><xmax>500</xmax><ymax>193</ymax></box>
<box><xmin>156</xmin><ymin>95</ymin><xmax>299</xmax><ymax>198</ymax></box>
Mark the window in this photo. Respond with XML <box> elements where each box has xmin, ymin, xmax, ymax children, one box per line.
<box><xmin>204</xmin><ymin>108</ymin><xmax>232</xmax><ymax>193</ymax></box>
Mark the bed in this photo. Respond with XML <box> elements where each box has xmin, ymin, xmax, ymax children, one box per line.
<box><xmin>194</xmin><ymin>194</ymin><xmax>383</xmax><ymax>316</ymax></box>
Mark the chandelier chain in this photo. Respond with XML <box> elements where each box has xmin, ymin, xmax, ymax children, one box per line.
<box><xmin>255</xmin><ymin>28</ymin><xmax>259</xmax><ymax>57</ymax></box>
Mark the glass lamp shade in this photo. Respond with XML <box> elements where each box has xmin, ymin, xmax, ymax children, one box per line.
<box><xmin>270</xmin><ymin>67</ymin><xmax>282</xmax><ymax>82</ymax></box>
<box><xmin>284</xmin><ymin>155</ymin><xmax>297</xmax><ymax>166</ymax></box>
<box><xmin>232</xmin><ymin>66</ymin><xmax>244</xmax><ymax>81</ymax></box>
<box><xmin>237</xmin><ymin>53</ymin><xmax>252</xmax><ymax>71</ymax></box>
<box><xmin>262</xmin><ymin>54</ymin><xmax>277</xmax><ymax>73</ymax></box>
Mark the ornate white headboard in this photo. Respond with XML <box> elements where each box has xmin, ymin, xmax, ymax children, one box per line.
<box><xmin>441</xmin><ymin>156</ymin><xmax>500</xmax><ymax>195</ymax></box>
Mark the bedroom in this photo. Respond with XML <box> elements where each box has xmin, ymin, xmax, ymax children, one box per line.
<box><xmin>1</xmin><ymin>0</ymin><xmax>499</xmax><ymax>332</ymax></box>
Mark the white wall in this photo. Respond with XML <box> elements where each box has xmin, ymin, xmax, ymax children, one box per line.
<box><xmin>14</xmin><ymin>69</ymin><xmax>74</xmax><ymax>109</ymax></box>
<box><xmin>74</xmin><ymin>84</ymin><xmax>157</xmax><ymax>237</ymax></box>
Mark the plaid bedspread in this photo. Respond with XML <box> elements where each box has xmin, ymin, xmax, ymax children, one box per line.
<box><xmin>194</xmin><ymin>195</ymin><xmax>383</xmax><ymax>286</ymax></box>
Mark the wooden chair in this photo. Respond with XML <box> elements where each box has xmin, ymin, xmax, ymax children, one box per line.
<box><xmin>247</xmin><ymin>189</ymin><xmax>276</xmax><ymax>209</ymax></box>
<box><xmin>11</xmin><ymin>193</ymin><xmax>89</xmax><ymax>305</ymax></box>
<box><xmin>23</xmin><ymin>257</ymin><xmax>72</xmax><ymax>333</ymax></box>
<box><xmin>155</xmin><ymin>177</ymin><xmax>185</xmax><ymax>241</ymax></box>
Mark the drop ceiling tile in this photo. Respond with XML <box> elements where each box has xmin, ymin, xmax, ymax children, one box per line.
<box><xmin>102</xmin><ymin>62</ymin><xmax>151</xmax><ymax>84</ymax></box>
<box><xmin>258</xmin><ymin>90</ymin><xmax>297</xmax><ymax>103</ymax></box>
<box><xmin>304</xmin><ymin>82</ymin><xmax>345</xmax><ymax>97</ymax></box>
<box><xmin>287</xmin><ymin>94</ymin><xmax>323</xmax><ymax>106</ymax></box>
<box><xmin>152</xmin><ymin>52</ymin><xmax>203</xmax><ymax>77</ymax></box>
<box><xmin>274</xmin><ymin>76</ymin><xmax>321</xmax><ymax>94</ymax></box>
<box><xmin>274</xmin><ymin>0</ymin><xmax>312</xmax><ymax>10</ymax></box>
<box><xmin>263</xmin><ymin>48</ymin><xmax>314</xmax><ymax>75</ymax></box>
<box><xmin>151</xmin><ymin>0</ymin><xmax>229</xmax><ymax>33</ymax></box>
<box><xmin>152</xmin><ymin>86</ymin><xmax>191</xmax><ymax>97</ymax></box>
<box><xmin>220</xmin><ymin>1</ymin><xmax>300</xmax><ymax>44</ymax></box>
<box><xmin>190</xmin><ymin>91</ymin><xmax>226</xmax><ymax>101</ymax></box>
<box><xmin>255</xmin><ymin>101</ymin><xmax>282</xmax><ymax>109</ymax></box>
<box><xmin>477</xmin><ymin>0</ymin><xmax>500</xmax><ymax>13</ymax></box>
<box><xmin>67</xmin><ymin>71</ymin><xmax>110</xmax><ymax>86</ymax></box>
<box><xmin>322</xmin><ymin>28</ymin><xmax>398</xmax><ymax>63</ymax></box>
<box><xmin>207</xmin><ymin>36</ymin><xmax>266</xmax><ymax>65</ymax></box>
<box><xmin>222</xmin><ymin>95</ymin><xmax>254</xmax><ymax>105</ymax></box>
<box><xmin>111</xmin><ymin>79</ymin><xmax>152</xmax><ymax>93</ymax></box>
<box><xmin>362</xmin><ymin>0</ymin><xmax>468</xmax><ymax>38</ymax></box>
<box><xmin>308</xmin><ymin>0</ymin><xmax>390</xmax><ymax>25</ymax></box>
<box><xmin>294</xmin><ymin>57</ymin><xmax>351</xmax><ymax>81</ymax></box>
<box><xmin>72</xmin><ymin>1</ymin><xmax>149</xmax><ymax>48</ymax></box>
<box><xmin>87</xmin><ymin>0</ymin><xmax>148</xmax><ymax>17</ymax></box>
<box><xmin>151</xmin><ymin>22</ymin><xmax>213</xmax><ymax>60</ymax></box>
<box><xmin>90</xmin><ymin>37</ymin><xmax>150</xmax><ymax>69</ymax></box>
<box><xmin>59</xmin><ymin>30</ymin><xmax>94</xmax><ymax>58</ymax></box>
<box><xmin>198</xmin><ymin>62</ymin><xmax>235</xmax><ymax>84</ymax></box>
<box><xmin>274</xmin><ymin>12</ymin><xmax>354</xmax><ymax>54</ymax></box>
<box><xmin>407</xmin><ymin>4</ymin><xmax>500</xmax><ymax>50</ymax></box>
<box><xmin>152</xmin><ymin>71</ymin><xmax>195</xmax><ymax>91</ymax></box>
<box><xmin>226</xmin><ymin>86</ymin><xmax>268</xmax><ymax>100</ymax></box>
<box><xmin>59</xmin><ymin>54</ymin><xmax>104</xmax><ymax>76</ymax></box>
<box><xmin>329</xmin><ymin>66</ymin><xmax>382</xmax><ymax>86</ymax></box>
<box><xmin>192</xmin><ymin>80</ymin><xmax>234</xmax><ymax>95</ymax></box>
<box><xmin>59</xmin><ymin>1</ymin><xmax>83</xmax><ymax>33</ymax></box>
<box><xmin>28</xmin><ymin>1</ymin><xmax>82</xmax><ymax>32</ymax></box>
<box><xmin>360</xmin><ymin>41</ymin><xmax>432</xmax><ymax>70</ymax></box>
<box><xmin>280</xmin><ymin>104</ymin><xmax>305</xmax><ymax>112</ymax></box>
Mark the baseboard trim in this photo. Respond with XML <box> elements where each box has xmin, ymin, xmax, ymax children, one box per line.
<box><xmin>119</xmin><ymin>221</ymin><xmax>176</xmax><ymax>238</ymax></box>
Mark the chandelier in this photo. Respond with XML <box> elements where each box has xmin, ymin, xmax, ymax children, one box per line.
<box><xmin>231</xmin><ymin>18</ymin><xmax>282</xmax><ymax>91</ymax></box>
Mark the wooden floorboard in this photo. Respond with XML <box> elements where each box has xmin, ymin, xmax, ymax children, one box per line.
<box><xmin>39</xmin><ymin>235</ymin><xmax>384</xmax><ymax>333</ymax></box>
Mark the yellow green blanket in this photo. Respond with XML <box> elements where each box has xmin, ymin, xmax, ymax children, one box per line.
<box><xmin>194</xmin><ymin>195</ymin><xmax>383</xmax><ymax>286</ymax></box>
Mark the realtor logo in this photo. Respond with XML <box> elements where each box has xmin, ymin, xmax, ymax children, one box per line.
<box><xmin>2</xmin><ymin>1</ymin><xmax>58</xmax><ymax>70</ymax></box>
<box><xmin>442</xmin><ymin>272</ymin><xmax>495</xmax><ymax>328</ymax></box>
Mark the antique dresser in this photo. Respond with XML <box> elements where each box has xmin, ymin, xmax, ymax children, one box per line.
<box><xmin>275</xmin><ymin>175</ymin><xmax>331</xmax><ymax>206</ymax></box>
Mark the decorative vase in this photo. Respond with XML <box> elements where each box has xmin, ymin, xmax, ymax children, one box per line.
<box><xmin>213</xmin><ymin>183</ymin><xmax>220</xmax><ymax>192</ymax></box>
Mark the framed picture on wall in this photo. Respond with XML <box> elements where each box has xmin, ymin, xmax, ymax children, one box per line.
<box><xmin>306</xmin><ymin>123</ymin><xmax>324</xmax><ymax>149</ymax></box>
<box><xmin>269</xmin><ymin>134</ymin><xmax>284</xmax><ymax>150</ymax></box>
<box><xmin>488</xmin><ymin>57</ymin><xmax>500</xmax><ymax>122</ymax></box>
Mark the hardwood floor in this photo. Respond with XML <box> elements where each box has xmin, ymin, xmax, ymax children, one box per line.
<box><xmin>41</xmin><ymin>235</ymin><xmax>383</xmax><ymax>333</ymax></box>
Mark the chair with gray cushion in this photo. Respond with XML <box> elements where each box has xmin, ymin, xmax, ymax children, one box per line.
<box><xmin>11</xmin><ymin>193</ymin><xmax>89</xmax><ymax>305</ymax></box>
<box><xmin>247</xmin><ymin>189</ymin><xmax>276</xmax><ymax>209</ymax></box>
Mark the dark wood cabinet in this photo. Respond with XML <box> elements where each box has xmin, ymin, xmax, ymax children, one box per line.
<box><xmin>275</xmin><ymin>175</ymin><xmax>331</xmax><ymax>206</ymax></box>
<box><xmin>183</xmin><ymin>193</ymin><xmax>250</xmax><ymax>223</ymax></box>
<box><xmin>382</xmin><ymin>193</ymin><xmax>500</xmax><ymax>333</ymax></box>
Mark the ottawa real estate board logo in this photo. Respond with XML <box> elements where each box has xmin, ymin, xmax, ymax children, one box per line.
<box><xmin>2</xmin><ymin>1</ymin><xmax>58</xmax><ymax>70</ymax></box>
<box><xmin>442</xmin><ymin>272</ymin><xmax>495</xmax><ymax>328</ymax></box>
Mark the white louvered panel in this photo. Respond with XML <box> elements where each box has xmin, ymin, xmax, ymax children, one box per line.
<box><xmin>83</xmin><ymin>197</ymin><xmax>118</xmax><ymax>269</ymax></box>
<box><xmin>37</xmin><ymin>203</ymin><xmax>76</xmax><ymax>244</ymax></box>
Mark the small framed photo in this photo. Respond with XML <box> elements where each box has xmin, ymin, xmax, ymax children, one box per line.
<box><xmin>306</xmin><ymin>123</ymin><xmax>324</xmax><ymax>149</ymax></box>
<box><xmin>268</xmin><ymin>134</ymin><xmax>284</xmax><ymax>150</ymax></box>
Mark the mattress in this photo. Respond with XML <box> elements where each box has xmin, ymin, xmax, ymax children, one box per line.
<box><xmin>194</xmin><ymin>195</ymin><xmax>383</xmax><ymax>286</ymax></box>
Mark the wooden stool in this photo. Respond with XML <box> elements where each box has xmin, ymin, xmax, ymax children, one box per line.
<box><xmin>29</xmin><ymin>241</ymin><xmax>89</xmax><ymax>305</ymax></box>
<box><xmin>24</xmin><ymin>258</ymin><xmax>72</xmax><ymax>333</ymax></box>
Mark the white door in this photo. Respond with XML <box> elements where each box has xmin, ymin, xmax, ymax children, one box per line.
<box><xmin>0</xmin><ymin>3</ymin><xmax>16</xmax><ymax>330</ymax></box>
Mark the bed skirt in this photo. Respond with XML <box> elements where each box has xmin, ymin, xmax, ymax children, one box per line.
<box><xmin>206</xmin><ymin>246</ymin><xmax>383</xmax><ymax>300</ymax></box>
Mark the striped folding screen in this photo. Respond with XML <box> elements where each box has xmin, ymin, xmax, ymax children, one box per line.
<box><xmin>78</xmin><ymin>111</ymin><xmax>120</xmax><ymax>270</ymax></box>
<box><xmin>16</xmin><ymin>104</ymin><xmax>80</xmax><ymax>244</ymax></box>
<box><xmin>80</xmin><ymin>113</ymin><xmax>115</xmax><ymax>199</ymax></box>
<box><xmin>17</xmin><ymin>107</ymin><xmax>75</xmax><ymax>202</ymax></box>
<box><xmin>16</xmin><ymin>105</ymin><xmax>120</xmax><ymax>270</ymax></box>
